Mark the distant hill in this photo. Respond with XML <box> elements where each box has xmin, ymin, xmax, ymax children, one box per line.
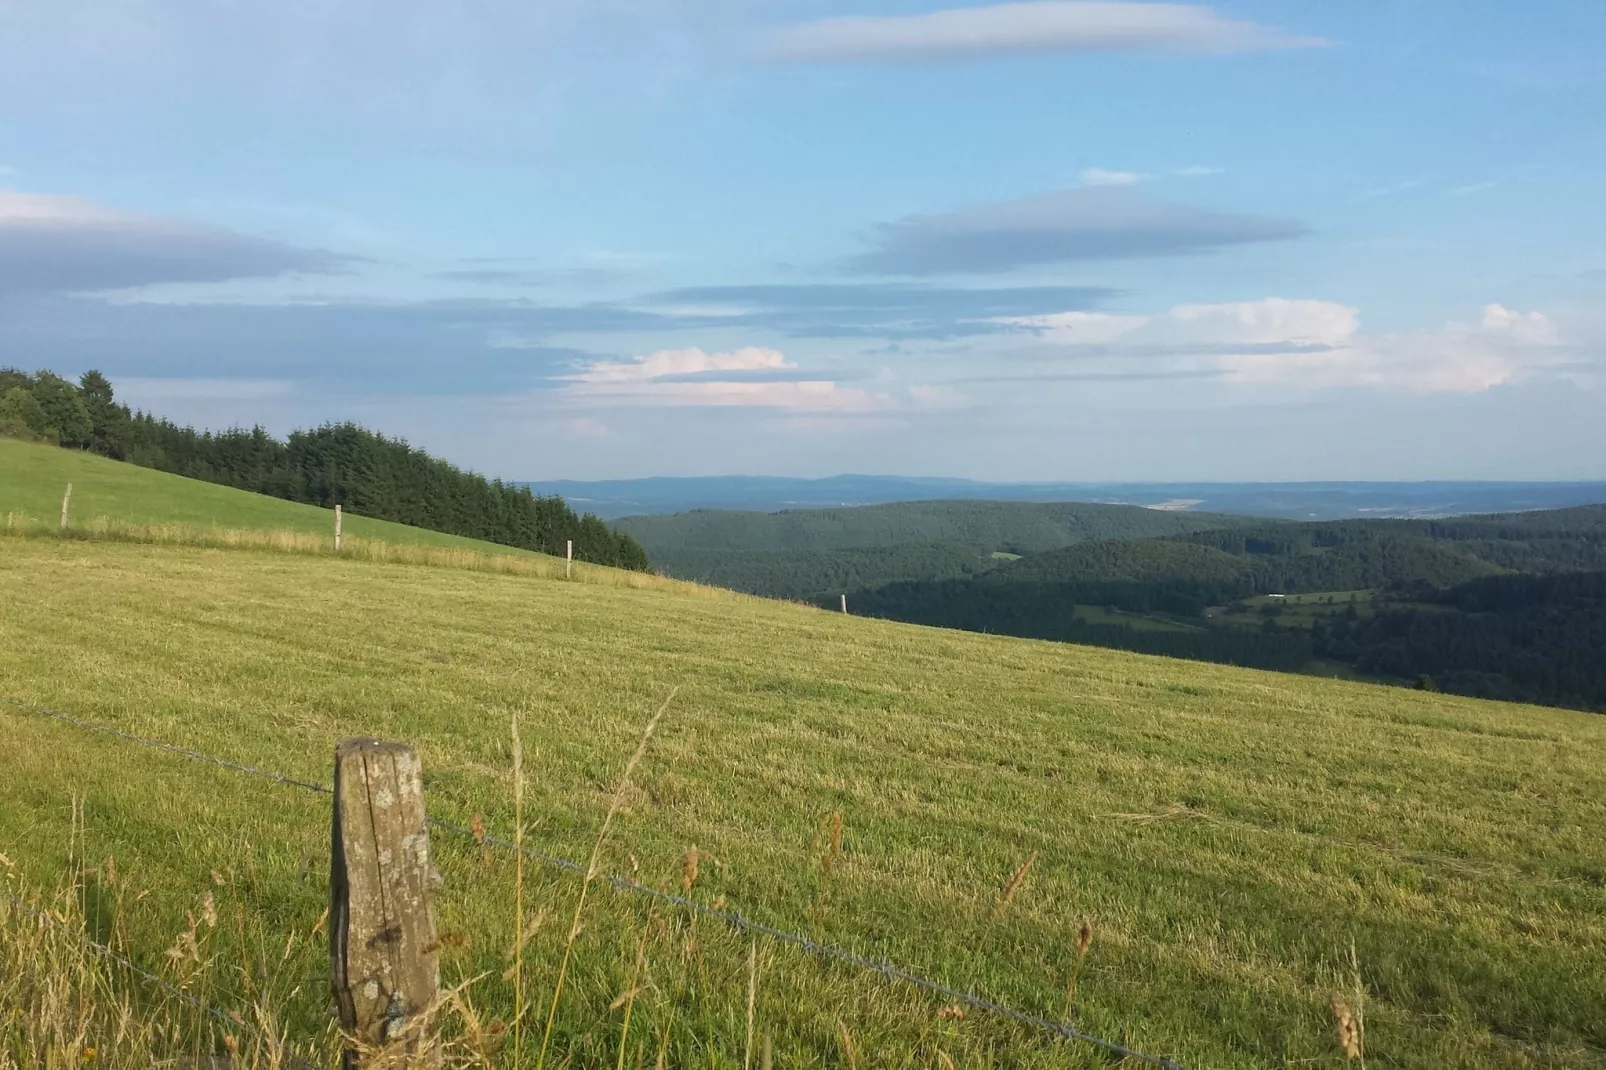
<box><xmin>532</xmin><ymin>473</ymin><xmax>1606</xmax><ymax>520</ymax></box>
<box><xmin>617</xmin><ymin>499</ymin><xmax>1244</xmax><ymax>554</ymax></box>
<box><xmin>847</xmin><ymin>504</ymin><xmax>1606</xmax><ymax>710</ymax></box>
<box><xmin>616</xmin><ymin>499</ymin><xmax>1250</xmax><ymax>599</ymax></box>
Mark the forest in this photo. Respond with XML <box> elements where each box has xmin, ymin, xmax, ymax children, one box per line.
<box><xmin>615</xmin><ymin>497</ymin><xmax>1245</xmax><ymax>554</ymax></box>
<box><xmin>0</xmin><ymin>368</ymin><xmax>649</xmax><ymax>569</ymax></box>
<box><xmin>841</xmin><ymin>507</ymin><xmax>1606</xmax><ymax>711</ymax></box>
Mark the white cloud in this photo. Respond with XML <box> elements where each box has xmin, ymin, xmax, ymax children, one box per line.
<box><xmin>1176</xmin><ymin>165</ymin><xmax>1223</xmax><ymax>177</ymax></box>
<box><xmin>1008</xmin><ymin>299</ymin><xmax>1571</xmax><ymax>394</ymax></box>
<box><xmin>1080</xmin><ymin>167</ymin><xmax>1148</xmax><ymax>186</ymax></box>
<box><xmin>569</xmin><ymin>345</ymin><xmax>789</xmax><ymax>384</ymax></box>
<box><xmin>764</xmin><ymin>2</ymin><xmax>1323</xmax><ymax>62</ymax></box>
<box><xmin>562</xmin><ymin>346</ymin><xmax>892</xmax><ymax>412</ymax></box>
<box><xmin>1010</xmin><ymin>298</ymin><xmax>1358</xmax><ymax>348</ymax></box>
<box><xmin>1447</xmin><ymin>181</ymin><xmax>1497</xmax><ymax>197</ymax></box>
<box><xmin>908</xmin><ymin>384</ymin><xmax>970</xmax><ymax>409</ymax></box>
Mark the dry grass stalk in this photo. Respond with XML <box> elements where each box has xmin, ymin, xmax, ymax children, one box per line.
<box><xmin>680</xmin><ymin>845</ymin><xmax>701</xmax><ymax>894</ymax></box>
<box><xmin>511</xmin><ymin>711</ymin><xmax>526</xmax><ymax>1068</ymax></box>
<box><xmin>1331</xmin><ymin>994</ymin><xmax>1362</xmax><ymax>1060</ymax></box>
<box><xmin>536</xmin><ymin>689</ymin><xmax>677</xmax><ymax>1070</ymax></box>
<box><xmin>742</xmin><ymin>940</ymin><xmax>758</xmax><ymax>1070</ymax></box>
<box><xmin>991</xmin><ymin>851</ymin><xmax>1038</xmax><ymax>921</ymax></box>
<box><xmin>1062</xmin><ymin>920</ymin><xmax>1095</xmax><ymax>1021</ymax></box>
<box><xmin>836</xmin><ymin>1019</ymin><xmax>860</xmax><ymax>1070</ymax></box>
<box><xmin>612</xmin><ymin>900</ymin><xmax>655</xmax><ymax>1070</ymax></box>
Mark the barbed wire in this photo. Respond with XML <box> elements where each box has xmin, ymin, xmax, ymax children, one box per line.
<box><xmin>0</xmin><ymin>886</ymin><xmax>309</xmax><ymax>1065</ymax></box>
<box><xmin>0</xmin><ymin>696</ymin><xmax>332</xmax><ymax>795</ymax></box>
<box><xmin>2</xmin><ymin>696</ymin><xmax>1186</xmax><ymax>1069</ymax></box>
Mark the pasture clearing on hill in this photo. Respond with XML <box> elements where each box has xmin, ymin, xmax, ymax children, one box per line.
<box><xmin>3</xmin><ymin>532</ymin><xmax>1605</xmax><ymax>1067</ymax></box>
<box><xmin>0</xmin><ymin>435</ymin><xmax>727</xmax><ymax>599</ymax></box>
<box><xmin>0</xmin><ymin>435</ymin><xmax>535</xmax><ymax>555</ymax></box>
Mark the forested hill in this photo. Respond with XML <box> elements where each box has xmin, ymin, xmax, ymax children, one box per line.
<box><xmin>615</xmin><ymin>499</ymin><xmax>1244</xmax><ymax>553</ymax></box>
<box><xmin>847</xmin><ymin>504</ymin><xmax>1606</xmax><ymax>711</ymax></box>
<box><xmin>615</xmin><ymin>499</ymin><xmax>1249</xmax><ymax>602</ymax></box>
<box><xmin>0</xmin><ymin>368</ymin><xmax>648</xmax><ymax>569</ymax></box>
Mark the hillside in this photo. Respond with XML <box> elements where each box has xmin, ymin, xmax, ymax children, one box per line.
<box><xmin>534</xmin><ymin>473</ymin><xmax>1606</xmax><ymax>520</ymax></box>
<box><xmin>619</xmin><ymin>499</ymin><xmax>1247</xmax><ymax>598</ymax></box>
<box><xmin>848</xmin><ymin>505</ymin><xmax>1606</xmax><ymax>708</ymax></box>
<box><xmin>3</xmin><ymin>467</ymin><xmax>1606</xmax><ymax>1066</ymax></box>
<box><xmin>1</xmin><ymin>436</ymin><xmax>544</xmax><ymax>556</ymax></box>
<box><xmin>1</xmin><ymin>368</ymin><xmax>647</xmax><ymax>568</ymax></box>
<box><xmin>615</xmin><ymin>499</ymin><xmax>1244</xmax><ymax>555</ymax></box>
<box><xmin>648</xmin><ymin>540</ymin><xmax>992</xmax><ymax>602</ymax></box>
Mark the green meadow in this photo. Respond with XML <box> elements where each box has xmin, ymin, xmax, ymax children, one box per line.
<box><xmin>0</xmin><ymin>435</ymin><xmax>539</xmax><ymax>556</ymax></box>
<box><xmin>3</xmin><ymin>443</ymin><xmax>1606</xmax><ymax>1068</ymax></box>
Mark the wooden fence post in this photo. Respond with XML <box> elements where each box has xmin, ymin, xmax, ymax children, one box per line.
<box><xmin>331</xmin><ymin>739</ymin><xmax>441</xmax><ymax>1068</ymax></box>
<box><xmin>60</xmin><ymin>483</ymin><xmax>72</xmax><ymax>529</ymax></box>
<box><xmin>334</xmin><ymin>504</ymin><xmax>343</xmax><ymax>552</ymax></box>
<box><xmin>566</xmin><ymin>539</ymin><xmax>573</xmax><ymax>579</ymax></box>
<box><xmin>840</xmin><ymin>594</ymin><xmax>848</xmax><ymax>614</ymax></box>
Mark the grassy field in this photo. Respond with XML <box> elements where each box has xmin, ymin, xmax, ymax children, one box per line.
<box><xmin>3</xmin><ymin>448</ymin><xmax>1606</xmax><ymax>1068</ymax></box>
<box><xmin>0</xmin><ymin>436</ymin><xmax>544</xmax><ymax>557</ymax></box>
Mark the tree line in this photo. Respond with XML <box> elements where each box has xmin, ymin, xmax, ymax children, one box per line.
<box><xmin>0</xmin><ymin>368</ymin><xmax>649</xmax><ymax>570</ymax></box>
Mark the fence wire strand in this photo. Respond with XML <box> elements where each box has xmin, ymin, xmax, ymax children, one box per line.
<box><xmin>0</xmin><ymin>887</ymin><xmax>304</xmax><ymax>1063</ymax></box>
<box><xmin>1</xmin><ymin>696</ymin><xmax>1185</xmax><ymax>1070</ymax></box>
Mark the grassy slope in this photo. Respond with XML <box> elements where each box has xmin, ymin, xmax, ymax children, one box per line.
<box><xmin>0</xmin><ymin>436</ymin><xmax>538</xmax><ymax>557</ymax></box>
<box><xmin>3</xmin><ymin>444</ymin><xmax>1605</xmax><ymax>1067</ymax></box>
<box><xmin>3</xmin><ymin>538</ymin><xmax>1605</xmax><ymax>1068</ymax></box>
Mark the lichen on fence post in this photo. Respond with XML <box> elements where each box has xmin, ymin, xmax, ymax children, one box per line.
<box><xmin>330</xmin><ymin>738</ymin><xmax>442</xmax><ymax>1068</ymax></box>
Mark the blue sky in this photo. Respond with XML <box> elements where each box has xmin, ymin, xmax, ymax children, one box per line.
<box><xmin>2</xmin><ymin>0</ymin><xmax>1603</xmax><ymax>480</ymax></box>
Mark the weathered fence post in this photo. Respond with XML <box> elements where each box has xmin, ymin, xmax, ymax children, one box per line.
<box><xmin>840</xmin><ymin>594</ymin><xmax>848</xmax><ymax>614</ymax></box>
<box><xmin>334</xmin><ymin>504</ymin><xmax>343</xmax><ymax>552</ymax></box>
<box><xmin>60</xmin><ymin>483</ymin><xmax>72</xmax><ymax>529</ymax></box>
<box><xmin>331</xmin><ymin>739</ymin><xmax>441</xmax><ymax>1068</ymax></box>
<box><xmin>566</xmin><ymin>539</ymin><xmax>573</xmax><ymax>579</ymax></box>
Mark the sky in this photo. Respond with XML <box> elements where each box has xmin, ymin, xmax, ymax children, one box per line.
<box><xmin>2</xmin><ymin>0</ymin><xmax>1604</xmax><ymax>482</ymax></box>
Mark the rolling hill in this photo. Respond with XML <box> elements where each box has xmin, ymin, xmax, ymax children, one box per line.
<box><xmin>847</xmin><ymin>506</ymin><xmax>1606</xmax><ymax>708</ymax></box>
<box><xmin>3</xmin><ymin>443</ymin><xmax>1606</xmax><ymax>1067</ymax></box>
<box><xmin>616</xmin><ymin>499</ymin><xmax>1249</xmax><ymax>600</ymax></box>
<box><xmin>1</xmin><ymin>435</ymin><xmax>543</xmax><ymax>555</ymax></box>
<box><xmin>534</xmin><ymin>473</ymin><xmax>1606</xmax><ymax>520</ymax></box>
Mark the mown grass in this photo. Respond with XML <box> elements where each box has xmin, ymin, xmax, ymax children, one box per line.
<box><xmin>0</xmin><ymin>435</ymin><xmax>550</xmax><ymax>558</ymax></box>
<box><xmin>3</xmin><ymin>532</ymin><xmax>1605</xmax><ymax>1068</ymax></box>
<box><xmin>0</xmin><ymin>437</ymin><xmax>736</xmax><ymax>600</ymax></box>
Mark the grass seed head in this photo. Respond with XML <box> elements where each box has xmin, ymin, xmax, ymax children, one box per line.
<box><xmin>991</xmin><ymin>850</ymin><xmax>1038</xmax><ymax>920</ymax></box>
<box><xmin>1331</xmin><ymin>993</ymin><xmax>1363</xmax><ymax>1059</ymax></box>
<box><xmin>681</xmin><ymin>845</ymin><xmax>701</xmax><ymax>894</ymax></box>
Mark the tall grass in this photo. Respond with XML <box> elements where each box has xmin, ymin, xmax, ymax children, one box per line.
<box><xmin>0</xmin><ymin>513</ymin><xmax>742</xmax><ymax>600</ymax></box>
<box><xmin>0</xmin><ymin>853</ymin><xmax>325</xmax><ymax>1068</ymax></box>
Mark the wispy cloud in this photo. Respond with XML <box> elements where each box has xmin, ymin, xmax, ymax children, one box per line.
<box><xmin>637</xmin><ymin>282</ymin><xmax>1114</xmax><ymax>337</ymax></box>
<box><xmin>1447</xmin><ymin>180</ymin><xmax>1497</xmax><ymax>197</ymax></box>
<box><xmin>848</xmin><ymin>186</ymin><xmax>1305</xmax><ymax>275</ymax></box>
<box><xmin>1176</xmin><ymin>165</ymin><xmax>1223</xmax><ymax>177</ymax></box>
<box><xmin>1008</xmin><ymin>298</ymin><xmax>1574</xmax><ymax>394</ymax></box>
<box><xmin>1360</xmin><ymin>178</ymin><xmax>1430</xmax><ymax>200</ymax></box>
<box><xmin>763</xmin><ymin>2</ymin><xmax>1324</xmax><ymax>63</ymax></box>
<box><xmin>562</xmin><ymin>346</ymin><xmax>892</xmax><ymax>412</ymax></box>
<box><xmin>0</xmin><ymin>190</ymin><xmax>356</xmax><ymax>297</ymax></box>
<box><xmin>1080</xmin><ymin>167</ymin><xmax>1148</xmax><ymax>186</ymax></box>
